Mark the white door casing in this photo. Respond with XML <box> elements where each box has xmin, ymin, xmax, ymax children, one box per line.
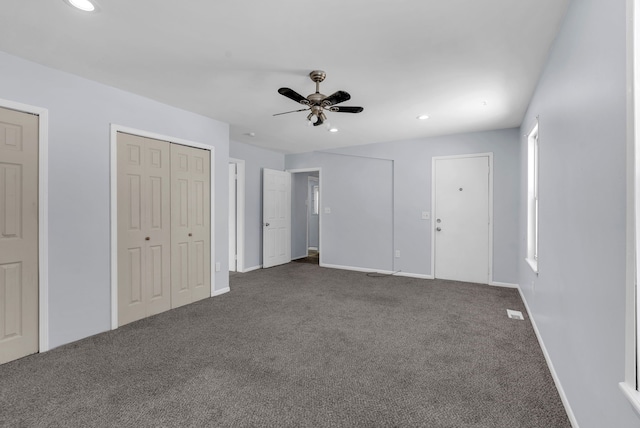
<box><xmin>433</xmin><ymin>154</ymin><xmax>492</xmax><ymax>284</ymax></box>
<box><xmin>263</xmin><ymin>168</ymin><xmax>291</xmax><ymax>268</ymax></box>
<box><xmin>0</xmin><ymin>107</ymin><xmax>39</xmax><ymax>364</ymax></box>
<box><xmin>229</xmin><ymin>163</ymin><xmax>236</xmax><ymax>272</ymax></box>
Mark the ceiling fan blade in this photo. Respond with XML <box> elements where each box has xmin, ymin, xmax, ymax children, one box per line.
<box><xmin>322</xmin><ymin>90</ymin><xmax>351</xmax><ymax>106</ymax></box>
<box><xmin>278</xmin><ymin>87</ymin><xmax>309</xmax><ymax>104</ymax></box>
<box><xmin>273</xmin><ymin>108</ymin><xmax>310</xmax><ymax>116</ymax></box>
<box><xmin>329</xmin><ymin>106</ymin><xmax>364</xmax><ymax>113</ymax></box>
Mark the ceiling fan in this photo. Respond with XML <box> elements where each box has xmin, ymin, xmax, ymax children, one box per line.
<box><xmin>274</xmin><ymin>70</ymin><xmax>364</xmax><ymax>128</ymax></box>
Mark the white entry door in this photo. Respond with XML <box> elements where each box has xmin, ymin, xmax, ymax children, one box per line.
<box><xmin>434</xmin><ymin>155</ymin><xmax>491</xmax><ymax>284</ymax></box>
<box><xmin>0</xmin><ymin>107</ymin><xmax>39</xmax><ymax>365</ymax></box>
<box><xmin>263</xmin><ymin>169</ymin><xmax>291</xmax><ymax>268</ymax></box>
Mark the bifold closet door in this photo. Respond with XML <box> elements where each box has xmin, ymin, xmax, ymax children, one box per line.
<box><xmin>171</xmin><ymin>144</ymin><xmax>211</xmax><ymax>308</ymax></box>
<box><xmin>117</xmin><ymin>133</ymin><xmax>171</xmax><ymax>326</ymax></box>
<box><xmin>0</xmin><ymin>107</ymin><xmax>39</xmax><ymax>364</ymax></box>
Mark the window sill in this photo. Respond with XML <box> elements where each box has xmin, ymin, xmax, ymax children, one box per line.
<box><xmin>619</xmin><ymin>382</ymin><xmax>640</xmax><ymax>417</ymax></box>
<box><xmin>525</xmin><ymin>257</ymin><xmax>538</xmax><ymax>274</ymax></box>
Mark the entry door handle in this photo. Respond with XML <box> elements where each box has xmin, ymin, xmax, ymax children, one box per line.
<box><xmin>436</xmin><ymin>227</ymin><xmax>442</xmax><ymax>232</ymax></box>
<box><xmin>265</xmin><ymin>223</ymin><xmax>270</xmax><ymax>227</ymax></box>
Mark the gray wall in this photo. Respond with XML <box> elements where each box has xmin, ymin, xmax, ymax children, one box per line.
<box><xmin>286</xmin><ymin>152</ymin><xmax>394</xmax><ymax>271</ymax></box>
<box><xmin>229</xmin><ymin>140</ymin><xmax>285</xmax><ymax>270</ymax></box>
<box><xmin>0</xmin><ymin>51</ymin><xmax>230</xmax><ymax>349</ymax></box>
<box><xmin>517</xmin><ymin>0</ymin><xmax>638</xmax><ymax>426</ymax></box>
<box><xmin>287</xmin><ymin>128</ymin><xmax>520</xmax><ymax>282</ymax></box>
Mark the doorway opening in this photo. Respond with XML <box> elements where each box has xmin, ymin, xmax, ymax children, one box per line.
<box><xmin>290</xmin><ymin>170</ymin><xmax>320</xmax><ymax>265</ymax></box>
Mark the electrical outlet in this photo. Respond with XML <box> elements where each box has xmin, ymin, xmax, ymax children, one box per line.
<box><xmin>395</xmin><ymin>250</ymin><xmax>400</xmax><ymax>258</ymax></box>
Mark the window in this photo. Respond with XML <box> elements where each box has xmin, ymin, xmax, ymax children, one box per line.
<box><xmin>312</xmin><ymin>185</ymin><xmax>319</xmax><ymax>215</ymax></box>
<box><xmin>526</xmin><ymin>121</ymin><xmax>539</xmax><ymax>273</ymax></box>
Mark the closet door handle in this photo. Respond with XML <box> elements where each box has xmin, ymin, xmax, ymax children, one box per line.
<box><xmin>145</xmin><ymin>237</ymin><xmax>150</xmax><ymax>241</ymax></box>
<box><xmin>188</xmin><ymin>233</ymin><xmax>192</xmax><ymax>237</ymax></box>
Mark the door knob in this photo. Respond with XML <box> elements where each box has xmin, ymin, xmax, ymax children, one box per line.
<box><xmin>265</xmin><ymin>223</ymin><xmax>270</xmax><ymax>227</ymax></box>
<box><xmin>145</xmin><ymin>237</ymin><xmax>150</xmax><ymax>241</ymax></box>
<box><xmin>436</xmin><ymin>227</ymin><xmax>441</xmax><ymax>232</ymax></box>
<box><xmin>188</xmin><ymin>233</ymin><xmax>192</xmax><ymax>237</ymax></box>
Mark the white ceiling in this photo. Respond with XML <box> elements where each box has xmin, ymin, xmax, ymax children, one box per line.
<box><xmin>0</xmin><ymin>0</ymin><xmax>570</xmax><ymax>154</ymax></box>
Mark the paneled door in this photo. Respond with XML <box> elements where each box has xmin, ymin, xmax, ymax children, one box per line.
<box><xmin>434</xmin><ymin>155</ymin><xmax>490</xmax><ymax>284</ymax></box>
<box><xmin>263</xmin><ymin>169</ymin><xmax>291</xmax><ymax>268</ymax></box>
<box><xmin>117</xmin><ymin>133</ymin><xmax>172</xmax><ymax>326</ymax></box>
<box><xmin>0</xmin><ymin>107</ymin><xmax>38</xmax><ymax>365</ymax></box>
<box><xmin>171</xmin><ymin>144</ymin><xmax>211</xmax><ymax>308</ymax></box>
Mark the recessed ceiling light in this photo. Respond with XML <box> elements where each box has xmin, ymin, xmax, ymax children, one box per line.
<box><xmin>417</xmin><ymin>114</ymin><xmax>430</xmax><ymax>120</ymax></box>
<box><xmin>64</xmin><ymin>0</ymin><xmax>97</xmax><ymax>12</ymax></box>
<box><xmin>481</xmin><ymin>101</ymin><xmax>488</xmax><ymax>106</ymax></box>
<box><xmin>328</xmin><ymin>128</ymin><xmax>339</xmax><ymax>133</ymax></box>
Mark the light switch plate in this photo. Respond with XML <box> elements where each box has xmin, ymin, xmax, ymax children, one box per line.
<box><xmin>215</xmin><ymin>262</ymin><xmax>221</xmax><ymax>272</ymax></box>
<box><xmin>421</xmin><ymin>211</ymin><xmax>430</xmax><ymax>220</ymax></box>
<box><xmin>324</xmin><ymin>207</ymin><xmax>331</xmax><ymax>214</ymax></box>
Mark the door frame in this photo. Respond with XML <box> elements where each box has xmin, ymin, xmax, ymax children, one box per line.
<box><xmin>431</xmin><ymin>153</ymin><xmax>494</xmax><ymax>284</ymax></box>
<box><xmin>287</xmin><ymin>168</ymin><xmax>322</xmax><ymax>265</ymax></box>
<box><xmin>0</xmin><ymin>98</ymin><xmax>50</xmax><ymax>352</ymax></box>
<box><xmin>229</xmin><ymin>158</ymin><xmax>245</xmax><ymax>272</ymax></box>
<box><xmin>109</xmin><ymin>124</ymin><xmax>215</xmax><ymax>330</ymax></box>
<box><xmin>307</xmin><ymin>176</ymin><xmax>320</xmax><ymax>254</ymax></box>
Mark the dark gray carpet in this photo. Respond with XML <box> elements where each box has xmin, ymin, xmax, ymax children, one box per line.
<box><xmin>0</xmin><ymin>263</ymin><xmax>570</xmax><ymax>427</ymax></box>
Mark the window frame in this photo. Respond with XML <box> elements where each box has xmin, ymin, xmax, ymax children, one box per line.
<box><xmin>526</xmin><ymin>121</ymin><xmax>540</xmax><ymax>274</ymax></box>
<box><xmin>621</xmin><ymin>0</ymin><xmax>640</xmax><ymax>415</ymax></box>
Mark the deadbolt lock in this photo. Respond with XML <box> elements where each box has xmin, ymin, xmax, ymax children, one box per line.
<box><xmin>436</xmin><ymin>227</ymin><xmax>442</xmax><ymax>232</ymax></box>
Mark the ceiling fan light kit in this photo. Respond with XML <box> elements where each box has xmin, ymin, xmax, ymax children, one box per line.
<box><xmin>275</xmin><ymin>70</ymin><xmax>364</xmax><ymax>129</ymax></box>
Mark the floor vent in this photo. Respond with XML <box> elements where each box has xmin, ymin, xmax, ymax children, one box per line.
<box><xmin>506</xmin><ymin>309</ymin><xmax>524</xmax><ymax>320</ymax></box>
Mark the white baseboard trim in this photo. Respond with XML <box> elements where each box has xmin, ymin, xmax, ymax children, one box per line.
<box><xmin>394</xmin><ymin>271</ymin><xmax>434</xmax><ymax>280</ymax></box>
<box><xmin>241</xmin><ymin>265</ymin><xmax>262</xmax><ymax>273</ymax></box>
<box><xmin>308</xmin><ymin>247</ymin><xmax>318</xmax><ymax>251</ymax></box>
<box><xmin>517</xmin><ymin>286</ymin><xmax>580</xmax><ymax>428</ymax></box>
<box><xmin>619</xmin><ymin>382</ymin><xmax>640</xmax><ymax>418</ymax></box>
<box><xmin>320</xmin><ymin>263</ymin><xmax>393</xmax><ymax>275</ymax></box>
<box><xmin>212</xmin><ymin>287</ymin><xmax>230</xmax><ymax>297</ymax></box>
<box><xmin>489</xmin><ymin>281</ymin><xmax>519</xmax><ymax>288</ymax></box>
<box><xmin>318</xmin><ymin>263</ymin><xmax>434</xmax><ymax>280</ymax></box>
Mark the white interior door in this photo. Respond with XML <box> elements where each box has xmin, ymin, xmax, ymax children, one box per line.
<box><xmin>263</xmin><ymin>168</ymin><xmax>291</xmax><ymax>268</ymax></box>
<box><xmin>229</xmin><ymin>163</ymin><xmax>236</xmax><ymax>272</ymax></box>
<box><xmin>434</xmin><ymin>155</ymin><xmax>490</xmax><ymax>284</ymax></box>
<box><xmin>0</xmin><ymin>107</ymin><xmax>39</xmax><ymax>364</ymax></box>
